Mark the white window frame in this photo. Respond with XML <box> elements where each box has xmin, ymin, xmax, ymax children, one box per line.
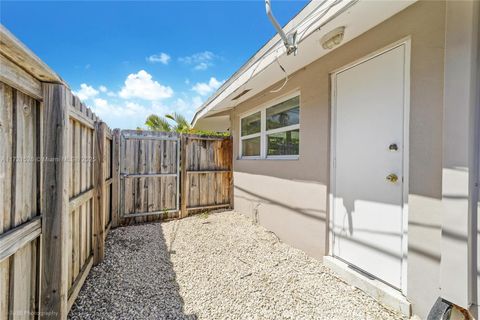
<box><xmin>239</xmin><ymin>91</ymin><xmax>300</xmax><ymax>160</ymax></box>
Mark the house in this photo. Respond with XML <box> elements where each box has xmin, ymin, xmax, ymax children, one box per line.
<box><xmin>192</xmin><ymin>0</ymin><xmax>480</xmax><ymax>318</ymax></box>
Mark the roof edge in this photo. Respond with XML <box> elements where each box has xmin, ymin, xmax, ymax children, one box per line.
<box><xmin>191</xmin><ymin>0</ymin><xmax>322</xmax><ymax>126</ymax></box>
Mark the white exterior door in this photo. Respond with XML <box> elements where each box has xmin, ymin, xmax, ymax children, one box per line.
<box><xmin>331</xmin><ymin>44</ymin><xmax>408</xmax><ymax>290</ymax></box>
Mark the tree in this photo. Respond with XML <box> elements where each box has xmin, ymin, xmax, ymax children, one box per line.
<box><xmin>144</xmin><ymin>112</ymin><xmax>229</xmax><ymax>137</ymax></box>
<box><xmin>145</xmin><ymin>113</ymin><xmax>195</xmax><ymax>133</ymax></box>
<box><xmin>145</xmin><ymin>114</ymin><xmax>172</xmax><ymax>132</ymax></box>
<box><xmin>165</xmin><ymin>113</ymin><xmax>192</xmax><ymax>133</ymax></box>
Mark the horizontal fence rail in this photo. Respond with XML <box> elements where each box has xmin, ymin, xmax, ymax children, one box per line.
<box><xmin>0</xmin><ymin>71</ymin><xmax>115</xmax><ymax>318</ymax></box>
<box><xmin>1</xmin><ymin>29</ymin><xmax>248</xmax><ymax>320</ymax></box>
<box><xmin>114</xmin><ymin>131</ymin><xmax>233</xmax><ymax>225</ymax></box>
<box><xmin>1</xmin><ymin>48</ymin><xmax>232</xmax><ymax>318</ymax></box>
<box><xmin>181</xmin><ymin>135</ymin><xmax>233</xmax><ymax>217</ymax></box>
<box><xmin>41</xmin><ymin>83</ymin><xmax>115</xmax><ymax>318</ymax></box>
<box><xmin>116</xmin><ymin>130</ymin><xmax>180</xmax><ymax>225</ymax></box>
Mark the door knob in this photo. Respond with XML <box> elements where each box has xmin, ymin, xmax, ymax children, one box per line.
<box><xmin>386</xmin><ymin>174</ymin><xmax>398</xmax><ymax>183</ymax></box>
<box><xmin>389</xmin><ymin>143</ymin><xmax>398</xmax><ymax>151</ymax></box>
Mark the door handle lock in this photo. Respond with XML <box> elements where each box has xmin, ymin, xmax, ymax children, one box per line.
<box><xmin>389</xmin><ymin>143</ymin><xmax>399</xmax><ymax>151</ymax></box>
<box><xmin>386</xmin><ymin>173</ymin><xmax>399</xmax><ymax>183</ymax></box>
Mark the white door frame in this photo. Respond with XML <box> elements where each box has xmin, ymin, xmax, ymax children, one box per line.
<box><xmin>328</xmin><ymin>38</ymin><xmax>411</xmax><ymax>295</ymax></box>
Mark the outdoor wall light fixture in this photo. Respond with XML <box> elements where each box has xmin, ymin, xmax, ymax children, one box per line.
<box><xmin>321</xmin><ymin>26</ymin><xmax>346</xmax><ymax>50</ymax></box>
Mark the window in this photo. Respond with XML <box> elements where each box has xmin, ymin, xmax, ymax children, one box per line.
<box><xmin>240</xmin><ymin>112</ymin><xmax>261</xmax><ymax>157</ymax></box>
<box><xmin>240</xmin><ymin>95</ymin><xmax>300</xmax><ymax>159</ymax></box>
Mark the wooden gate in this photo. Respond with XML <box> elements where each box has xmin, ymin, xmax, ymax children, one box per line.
<box><xmin>118</xmin><ymin>130</ymin><xmax>180</xmax><ymax>224</ymax></box>
<box><xmin>115</xmin><ymin>131</ymin><xmax>233</xmax><ymax>225</ymax></box>
<box><xmin>181</xmin><ymin>135</ymin><xmax>233</xmax><ymax>214</ymax></box>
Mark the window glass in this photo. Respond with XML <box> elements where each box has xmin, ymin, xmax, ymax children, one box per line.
<box><xmin>241</xmin><ymin>112</ymin><xmax>261</xmax><ymax>136</ymax></box>
<box><xmin>266</xmin><ymin>96</ymin><xmax>299</xmax><ymax>130</ymax></box>
<box><xmin>267</xmin><ymin>129</ymin><xmax>299</xmax><ymax>156</ymax></box>
<box><xmin>242</xmin><ymin>137</ymin><xmax>261</xmax><ymax>156</ymax></box>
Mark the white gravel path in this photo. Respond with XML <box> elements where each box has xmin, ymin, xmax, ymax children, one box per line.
<box><xmin>69</xmin><ymin>211</ymin><xmax>408</xmax><ymax>320</ymax></box>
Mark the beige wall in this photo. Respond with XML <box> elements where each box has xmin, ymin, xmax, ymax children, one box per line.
<box><xmin>230</xmin><ymin>1</ymin><xmax>446</xmax><ymax>318</ymax></box>
<box><xmin>441</xmin><ymin>0</ymin><xmax>479</xmax><ymax>314</ymax></box>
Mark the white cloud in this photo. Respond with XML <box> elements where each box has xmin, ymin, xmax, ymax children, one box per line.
<box><xmin>194</xmin><ymin>62</ymin><xmax>209</xmax><ymax>71</ymax></box>
<box><xmin>179</xmin><ymin>51</ymin><xmax>218</xmax><ymax>71</ymax></box>
<box><xmin>93</xmin><ymin>98</ymin><xmax>154</xmax><ymax>117</ymax></box>
<box><xmin>147</xmin><ymin>53</ymin><xmax>171</xmax><ymax>65</ymax></box>
<box><xmin>74</xmin><ymin>83</ymin><xmax>99</xmax><ymax>101</ymax></box>
<box><xmin>192</xmin><ymin>77</ymin><xmax>223</xmax><ymax>96</ymax></box>
<box><xmin>170</xmin><ymin>96</ymin><xmax>202</xmax><ymax>113</ymax></box>
<box><xmin>89</xmin><ymin>93</ymin><xmax>204</xmax><ymax>130</ymax></box>
<box><xmin>98</xmin><ymin>85</ymin><xmax>116</xmax><ymax>97</ymax></box>
<box><xmin>118</xmin><ymin>70</ymin><xmax>173</xmax><ymax>101</ymax></box>
<box><xmin>192</xmin><ymin>96</ymin><xmax>203</xmax><ymax>109</ymax></box>
<box><xmin>90</xmin><ymin>97</ymin><xmax>170</xmax><ymax>129</ymax></box>
<box><xmin>94</xmin><ymin>98</ymin><xmax>108</xmax><ymax>108</ymax></box>
<box><xmin>100</xmin><ymin>86</ymin><xmax>117</xmax><ymax>97</ymax></box>
<box><xmin>82</xmin><ymin>72</ymin><xmax>208</xmax><ymax>129</ymax></box>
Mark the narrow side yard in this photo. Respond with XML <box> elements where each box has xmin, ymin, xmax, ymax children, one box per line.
<box><xmin>69</xmin><ymin>212</ymin><xmax>408</xmax><ymax>320</ymax></box>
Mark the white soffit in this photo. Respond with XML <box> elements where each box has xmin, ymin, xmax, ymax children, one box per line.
<box><xmin>193</xmin><ymin>0</ymin><xmax>416</xmax><ymax>124</ymax></box>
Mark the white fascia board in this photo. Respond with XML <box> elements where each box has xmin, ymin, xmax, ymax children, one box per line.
<box><xmin>192</xmin><ymin>0</ymin><xmax>417</xmax><ymax>126</ymax></box>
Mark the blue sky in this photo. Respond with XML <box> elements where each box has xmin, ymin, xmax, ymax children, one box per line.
<box><xmin>1</xmin><ymin>1</ymin><xmax>308</xmax><ymax>129</ymax></box>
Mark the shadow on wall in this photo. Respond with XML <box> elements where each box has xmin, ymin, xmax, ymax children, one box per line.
<box><xmin>234</xmin><ymin>185</ymin><xmax>326</xmax><ymax>222</ymax></box>
<box><xmin>236</xmin><ymin>182</ymin><xmax>446</xmax><ymax>264</ymax></box>
<box><xmin>68</xmin><ymin>223</ymin><xmax>196</xmax><ymax>319</ymax></box>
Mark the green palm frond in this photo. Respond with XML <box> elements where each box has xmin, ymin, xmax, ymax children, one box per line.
<box><xmin>145</xmin><ymin>114</ymin><xmax>172</xmax><ymax>132</ymax></box>
<box><xmin>166</xmin><ymin>112</ymin><xmax>192</xmax><ymax>133</ymax></box>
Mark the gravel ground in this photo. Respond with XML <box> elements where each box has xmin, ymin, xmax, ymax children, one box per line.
<box><xmin>69</xmin><ymin>211</ymin><xmax>408</xmax><ymax>320</ymax></box>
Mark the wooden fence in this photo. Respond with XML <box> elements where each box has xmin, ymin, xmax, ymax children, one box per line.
<box><xmin>0</xmin><ymin>25</ymin><xmax>115</xmax><ymax>318</ymax></box>
<box><xmin>114</xmin><ymin>131</ymin><xmax>233</xmax><ymax>226</ymax></box>
<box><xmin>181</xmin><ymin>135</ymin><xmax>233</xmax><ymax>215</ymax></box>
<box><xmin>0</xmin><ymin>81</ymin><xmax>42</xmax><ymax>320</ymax></box>
<box><xmin>0</xmin><ymin>25</ymin><xmax>232</xmax><ymax>319</ymax></box>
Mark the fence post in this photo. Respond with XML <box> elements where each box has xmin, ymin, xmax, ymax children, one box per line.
<box><xmin>180</xmin><ymin>135</ymin><xmax>188</xmax><ymax>218</ymax></box>
<box><xmin>227</xmin><ymin>137</ymin><xmax>234</xmax><ymax>210</ymax></box>
<box><xmin>41</xmin><ymin>83</ymin><xmax>69</xmax><ymax>319</ymax></box>
<box><xmin>93</xmin><ymin>121</ymin><xmax>106</xmax><ymax>265</ymax></box>
<box><xmin>111</xmin><ymin>129</ymin><xmax>121</xmax><ymax>227</ymax></box>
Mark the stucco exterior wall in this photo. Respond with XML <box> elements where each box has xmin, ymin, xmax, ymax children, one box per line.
<box><xmin>230</xmin><ymin>1</ymin><xmax>446</xmax><ymax>318</ymax></box>
<box><xmin>441</xmin><ymin>0</ymin><xmax>479</xmax><ymax>314</ymax></box>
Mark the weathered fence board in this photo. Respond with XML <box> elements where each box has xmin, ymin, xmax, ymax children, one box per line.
<box><xmin>117</xmin><ymin>131</ymin><xmax>180</xmax><ymax>225</ymax></box>
<box><xmin>183</xmin><ymin>136</ymin><xmax>233</xmax><ymax>214</ymax></box>
<box><xmin>1</xmin><ymin>29</ymin><xmax>117</xmax><ymax>319</ymax></box>
<box><xmin>41</xmin><ymin>83</ymin><xmax>70</xmax><ymax>319</ymax></box>
<box><xmin>0</xmin><ymin>53</ymin><xmax>43</xmax><ymax>100</ymax></box>
<box><xmin>93</xmin><ymin>121</ymin><xmax>105</xmax><ymax>264</ymax></box>
<box><xmin>111</xmin><ymin>130</ymin><xmax>121</xmax><ymax>227</ymax></box>
<box><xmin>39</xmin><ymin>84</ymin><xmax>115</xmax><ymax>317</ymax></box>
<box><xmin>67</xmin><ymin>93</ymin><xmax>97</xmax><ymax>300</ymax></box>
<box><xmin>1</xmin><ymin>27</ymin><xmax>233</xmax><ymax>318</ymax></box>
<box><xmin>104</xmin><ymin>127</ymin><xmax>113</xmax><ymax>231</ymax></box>
<box><xmin>114</xmin><ymin>131</ymin><xmax>233</xmax><ymax>226</ymax></box>
<box><xmin>0</xmin><ymin>81</ymin><xmax>42</xmax><ymax>319</ymax></box>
